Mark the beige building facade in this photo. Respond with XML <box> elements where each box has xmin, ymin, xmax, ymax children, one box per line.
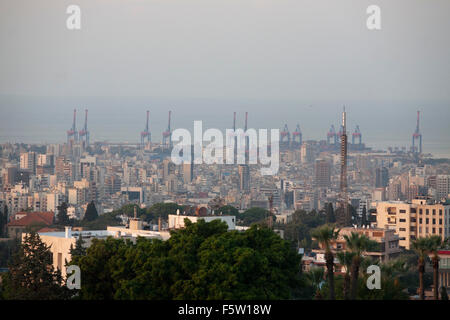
<box><xmin>376</xmin><ymin>198</ymin><xmax>450</xmax><ymax>249</ymax></box>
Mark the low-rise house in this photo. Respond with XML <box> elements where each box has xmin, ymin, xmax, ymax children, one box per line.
<box><xmin>7</xmin><ymin>211</ymin><xmax>54</xmax><ymax>239</ymax></box>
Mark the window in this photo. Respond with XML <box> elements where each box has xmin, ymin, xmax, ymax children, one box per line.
<box><xmin>419</xmin><ymin>209</ymin><xmax>423</xmax><ymax>214</ymax></box>
<box><xmin>426</xmin><ymin>218</ymin><xmax>429</xmax><ymax>224</ymax></box>
<box><xmin>433</xmin><ymin>219</ymin><xmax>436</xmax><ymax>225</ymax></box>
<box><xmin>432</xmin><ymin>228</ymin><xmax>436</xmax><ymax>234</ymax></box>
<box><xmin>426</xmin><ymin>209</ymin><xmax>429</xmax><ymax>215</ymax></box>
<box><xmin>440</xmin><ymin>258</ymin><xmax>450</xmax><ymax>269</ymax></box>
<box><xmin>400</xmin><ymin>209</ymin><xmax>406</xmax><ymax>213</ymax></box>
<box><xmin>439</xmin><ymin>219</ymin><xmax>442</xmax><ymax>225</ymax></box>
<box><xmin>419</xmin><ymin>218</ymin><xmax>422</xmax><ymax>224</ymax></box>
<box><xmin>419</xmin><ymin>227</ymin><xmax>422</xmax><ymax>233</ymax></box>
<box><xmin>439</xmin><ymin>209</ymin><xmax>443</xmax><ymax>216</ymax></box>
<box><xmin>373</xmin><ymin>232</ymin><xmax>383</xmax><ymax>237</ymax></box>
<box><xmin>399</xmin><ymin>219</ymin><xmax>406</xmax><ymax>222</ymax></box>
<box><xmin>411</xmin><ymin>218</ymin><xmax>416</xmax><ymax>222</ymax></box>
<box><xmin>439</xmin><ymin>228</ymin><xmax>442</xmax><ymax>235</ymax></box>
<box><xmin>411</xmin><ymin>208</ymin><xmax>417</xmax><ymax>213</ymax></box>
<box><xmin>399</xmin><ymin>228</ymin><xmax>406</xmax><ymax>232</ymax></box>
<box><xmin>433</xmin><ymin>209</ymin><xmax>436</xmax><ymax>215</ymax></box>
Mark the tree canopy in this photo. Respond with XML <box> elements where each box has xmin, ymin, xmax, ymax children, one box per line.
<box><xmin>280</xmin><ymin>209</ymin><xmax>326</xmax><ymax>249</ymax></box>
<box><xmin>2</xmin><ymin>232</ymin><xmax>71</xmax><ymax>300</ymax></box>
<box><xmin>57</xmin><ymin>202</ymin><xmax>70</xmax><ymax>225</ymax></box>
<box><xmin>236</xmin><ymin>207</ymin><xmax>269</xmax><ymax>226</ymax></box>
<box><xmin>70</xmin><ymin>219</ymin><xmax>302</xmax><ymax>300</ymax></box>
<box><xmin>83</xmin><ymin>201</ymin><xmax>98</xmax><ymax>222</ymax></box>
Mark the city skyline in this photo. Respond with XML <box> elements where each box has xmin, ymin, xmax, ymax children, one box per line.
<box><xmin>1</xmin><ymin>101</ymin><xmax>449</xmax><ymax>158</ymax></box>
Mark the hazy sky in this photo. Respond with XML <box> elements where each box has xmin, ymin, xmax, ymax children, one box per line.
<box><xmin>1</xmin><ymin>0</ymin><xmax>449</xmax><ymax>155</ymax></box>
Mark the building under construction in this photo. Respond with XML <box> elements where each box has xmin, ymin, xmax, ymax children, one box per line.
<box><xmin>337</xmin><ymin>107</ymin><xmax>352</xmax><ymax>227</ymax></box>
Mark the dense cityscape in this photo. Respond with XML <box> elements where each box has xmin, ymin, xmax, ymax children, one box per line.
<box><xmin>0</xmin><ymin>107</ymin><xmax>449</xmax><ymax>301</ymax></box>
<box><xmin>1</xmin><ymin>0</ymin><xmax>450</xmax><ymax>310</ymax></box>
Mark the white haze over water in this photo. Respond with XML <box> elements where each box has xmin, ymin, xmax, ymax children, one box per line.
<box><xmin>0</xmin><ymin>96</ymin><xmax>449</xmax><ymax>158</ymax></box>
<box><xmin>1</xmin><ymin>0</ymin><xmax>449</xmax><ymax>157</ymax></box>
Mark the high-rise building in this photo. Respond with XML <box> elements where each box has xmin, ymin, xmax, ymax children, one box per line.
<box><xmin>80</xmin><ymin>156</ymin><xmax>96</xmax><ymax>181</ymax></box>
<box><xmin>20</xmin><ymin>151</ymin><xmax>37</xmax><ymax>174</ymax></box>
<box><xmin>314</xmin><ymin>159</ymin><xmax>331</xmax><ymax>188</ymax></box>
<box><xmin>183</xmin><ymin>163</ymin><xmax>193</xmax><ymax>184</ymax></box>
<box><xmin>300</xmin><ymin>143</ymin><xmax>314</xmax><ymax>164</ymax></box>
<box><xmin>388</xmin><ymin>182</ymin><xmax>402</xmax><ymax>200</ymax></box>
<box><xmin>238</xmin><ymin>164</ymin><xmax>250</xmax><ymax>192</ymax></box>
<box><xmin>436</xmin><ymin>175</ymin><xmax>450</xmax><ymax>200</ymax></box>
<box><xmin>375</xmin><ymin>167</ymin><xmax>389</xmax><ymax>188</ymax></box>
<box><xmin>162</xmin><ymin>159</ymin><xmax>175</xmax><ymax>182</ymax></box>
<box><xmin>105</xmin><ymin>174</ymin><xmax>122</xmax><ymax>196</ymax></box>
<box><xmin>2</xmin><ymin>165</ymin><xmax>18</xmax><ymax>186</ymax></box>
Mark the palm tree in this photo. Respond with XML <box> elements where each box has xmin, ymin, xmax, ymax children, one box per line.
<box><xmin>311</xmin><ymin>225</ymin><xmax>340</xmax><ymax>300</ymax></box>
<box><xmin>306</xmin><ymin>267</ymin><xmax>325</xmax><ymax>299</ymax></box>
<box><xmin>336</xmin><ymin>251</ymin><xmax>355</xmax><ymax>300</ymax></box>
<box><xmin>343</xmin><ymin>232</ymin><xmax>378</xmax><ymax>300</ymax></box>
<box><xmin>427</xmin><ymin>235</ymin><xmax>443</xmax><ymax>300</ymax></box>
<box><xmin>411</xmin><ymin>237</ymin><xmax>430</xmax><ymax>300</ymax></box>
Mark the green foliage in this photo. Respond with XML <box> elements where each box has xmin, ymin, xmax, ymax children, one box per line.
<box><xmin>344</xmin><ymin>232</ymin><xmax>378</xmax><ymax>256</ymax></box>
<box><xmin>75</xmin><ymin>210</ymin><xmax>121</xmax><ymax>230</ymax></box>
<box><xmin>83</xmin><ymin>201</ymin><xmax>98</xmax><ymax>222</ymax></box>
<box><xmin>116</xmin><ymin>204</ymin><xmax>146</xmax><ymax>218</ymax></box>
<box><xmin>311</xmin><ymin>225</ymin><xmax>340</xmax><ymax>252</ymax></box>
<box><xmin>75</xmin><ymin>202</ymin><xmax>184</xmax><ymax>230</ymax></box>
<box><xmin>2</xmin><ymin>232</ymin><xmax>71</xmax><ymax>300</ymax></box>
<box><xmin>318</xmin><ymin>271</ymin><xmax>409</xmax><ymax>300</ymax></box>
<box><xmin>56</xmin><ymin>202</ymin><xmax>70</xmax><ymax>225</ymax></box>
<box><xmin>142</xmin><ymin>203</ymin><xmax>184</xmax><ymax>223</ymax></box>
<box><xmin>69</xmin><ymin>234</ymin><xmax>86</xmax><ymax>258</ymax></box>
<box><xmin>355</xmin><ymin>274</ymin><xmax>409</xmax><ymax>300</ymax></box>
<box><xmin>0</xmin><ymin>239</ymin><xmax>19</xmax><ymax>268</ymax></box>
<box><xmin>361</xmin><ymin>205</ymin><xmax>368</xmax><ymax>227</ymax></box>
<box><xmin>218</xmin><ymin>205</ymin><xmax>239</xmax><ymax>216</ymax></box>
<box><xmin>305</xmin><ymin>267</ymin><xmax>325</xmax><ymax>299</ymax></box>
<box><xmin>70</xmin><ymin>237</ymin><xmax>134</xmax><ymax>299</ymax></box>
<box><xmin>325</xmin><ymin>203</ymin><xmax>336</xmax><ymax>224</ymax></box>
<box><xmin>236</xmin><ymin>207</ymin><xmax>269</xmax><ymax>226</ymax></box>
<box><xmin>411</xmin><ymin>237</ymin><xmax>431</xmax><ymax>258</ymax></box>
<box><xmin>71</xmin><ymin>219</ymin><xmax>302</xmax><ymax>300</ymax></box>
<box><xmin>343</xmin><ymin>232</ymin><xmax>378</xmax><ymax>299</ymax></box>
<box><xmin>278</xmin><ymin>209</ymin><xmax>326</xmax><ymax>250</ymax></box>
